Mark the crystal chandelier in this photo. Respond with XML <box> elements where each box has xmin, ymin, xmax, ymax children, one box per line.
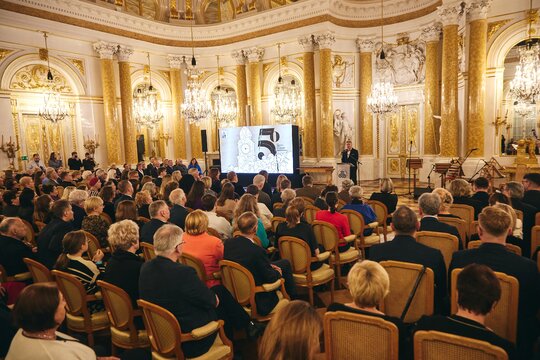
<box><xmin>133</xmin><ymin>53</ymin><xmax>164</xmax><ymax>129</ymax></box>
<box><xmin>181</xmin><ymin>20</ymin><xmax>211</xmax><ymax>126</ymax></box>
<box><xmin>509</xmin><ymin>1</ymin><xmax>540</xmax><ymax>105</ymax></box>
<box><xmin>212</xmin><ymin>55</ymin><xmax>237</xmax><ymax>127</ymax></box>
<box><xmin>271</xmin><ymin>43</ymin><xmax>302</xmax><ymax>124</ymax></box>
<box><xmin>367</xmin><ymin>0</ymin><xmax>398</xmax><ymax>116</ymax></box>
<box><xmin>38</xmin><ymin>31</ymin><xmax>68</xmax><ymax>123</ymax></box>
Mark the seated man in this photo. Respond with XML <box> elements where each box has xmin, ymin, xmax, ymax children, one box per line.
<box><xmin>414</xmin><ymin>264</ymin><xmax>516</xmax><ymax>359</ymax></box>
<box><xmin>502</xmin><ymin>181</ymin><xmax>535</xmax><ymax>257</ymax></box>
<box><xmin>253</xmin><ymin>174</ymin><xmax>272</xmax><ymax>210</ymax></box>
<box><xmin>224</xmin><ymin>211</ymin><xmax>297</xmax><ymax>316</ymax></box>
<box><xmin>471</xmin><ymin>177</ymin><xmax>490</xmax><ymax>210</ymax></box>
<box><xmin>418</xmin><ymin>193</ymin><xmax>462</xmax><ymax>249</ymax></box>
<box><xmin>0</xmin><ymin>218</ymin><xmax>36</xmax><ymax>276</ymax></box>
<box><xmin>169</xmin><ymin>188</ymin><xmax>189</xmax><ymax>230</ymax></box>
<box><xmin>522</xmin><ymin>172</ymin><xmax>540</xmax><ymax>210</ymax></box>
<box><xmin>139</xmin><ymin>200</ymin><xmax>169</xmax><ymax>244</ymax></box>
<box><xmin>37</xmin><ymin>200</ymin><xmax>74</xmax><ymax>269</ymax></box>
<box><xmin>200</xmin><ymin>194</ymin><xmax>232</xmax><ymax>240</ymax></box>
<box><xmin>139</xmin><ymin>224</ymin><xmax>254</xmax><ymax>358</ymax></box>
<box><xmin>450</xmin><ymin>206</ymin><xmax>540</xmax><ymax>358</ymax></box>
<box><xmin>369</xmin><ymin>205</ymin><xmax>446</xmax><ymax>312</ymax></box>
<box><xmin>295</xmin><ymin>175</ymin><xmax>320</xmax><ymax>201</ymax></box>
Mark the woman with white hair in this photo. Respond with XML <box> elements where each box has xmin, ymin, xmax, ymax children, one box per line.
<box><xmin>338</xmin><ymin>179</ymin><xmax>354</xmax><ymax>204</ymax></box>
<box><xmin>342</xmin><ymin>185</ymin><xmax>377</xmax><ymax>235</ymax></box>
<box><xmin>68</xmin><ymin>189</ymin><xmax>88</xmax><ymax>230</ymax></box>
<box><xmin>369</xmin><ymin>178</ymin><xmax>398</xmax><ymax>224</ymax></box>
<box><xmin>273</xmin><ymin>188</ymin><xmax>296</xmax><ymax>217</ymax></box>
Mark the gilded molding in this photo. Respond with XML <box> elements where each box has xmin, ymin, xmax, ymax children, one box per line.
<box><xmin>99</xmin><ymin>58</ymin><xmax>122</xmax><ymax>164</ymax></box>
<box><xmin>9</xmin><ymin>64</ymin><xmax>72</xmax><ymax>93</ymax></box>
<box><xmin>169</xmin><ymin>68</ymin><xmax>185</xmax><ymax>158</ymax></box>
<box><xmin>0</xmin><ymin>48</ymin><xmax>14</xmax><ymax>61</ymax></box>
<box><xmin>10</xmin><ymin>98</ymin><xmax>22</xmax><ymax>170</ymax></box>
<box><xmin>67</xmin><ymin>58</ymin><xmax>85</xmax><ymax>76</ymax></box>
<box><xmin>487</xmin><ymin>19</ymin><xmax>510</xmax><ymax>41</ymax></box>
<box><xmin>359</xmin><ymin>51</ymin><xmax>373</xmax><ymax>155</ymax></box>
<box><xmin>248</xmin><ymin>61</ymin><xmax>262</xmax><ymax>125</ymax></box>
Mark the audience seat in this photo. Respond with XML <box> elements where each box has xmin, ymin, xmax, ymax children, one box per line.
<box><xmin>340</xmin><ymin>209</ymin><xmax>379</xmax><ymax>260</ymax></box>
<box><xmin>179</xmin><ymin>252</ymin><xmax>220</xmax><ymax>284</ymax></box>
<box><xmin>20</xmin><ymin>219</ymin><xmax>36</xmax><ymax>247</ymax></box>
<box><xmin>450</xmin><ymin>268</ymin><xmax>518</xmax><ymax>343</ymax></box>
<box><xmin>278</xmin><ymin>236</ymin><xmax>334</xmax><ymax>306</ymax></box>
<box><xmin>414</xmin><ymin>330</ymin><xmax>508</xmax><ymax>360</ymax></box>
<box><xmin>324</xmin><ymin>311</ymin><xmax>399</xmax><ymax>360</ymax></box>
<box><xmin>137</xmin><ymin>216</ymin><xmax>150</xmax><ymax>224</ymax></box>
<box><xmin>81</xmin><ymin>230</ymin><xmax>104</xmax><ymax>260</ymax></box>
<box><xmin>366</xmin><ymin>200</ymin><xmax>390</xmax><ymax>242</ymax></box>
<box><xmin>379</xmin><ymin>260</ymin><xmax>434</xmax><ymax>323</ymax></box>
<box><xmin>0</xmin><ymin>263</ymin><xmax>31</xmax><ymax>283</ymax></box>
<box><xmin>437</xmin><ymin>217</ymin><xmax>467</xmax><ymax>249</ymax></box>
<box><xmin>416</xmin><ymin>231</ymin><xmax>459</xmax><ymax>271</ymax></box>
<box><xmin>531</xmin><ymin>225</ymin><xmax>540</xmax><ymax>259</ymax></box>
<box><xmin>271</xmin><ymin>216</ymin><xmax>286</xmax><ymax>233</ymax></box>
<box><xmin>304</xmin><ymin>204</ymin><xmax>319</xmax><ymax>224</ymax></box>
<box><xmin>140</xmin><ymin>242</ymin><xmax>156</xmax><ymax>262</ymax></box>
<box><xmin>23</xmin><ymin>257</ymin><xmax>52</xmax><ymax>283</ymax></box>
<box><xmin>100</xmin><ymin>213</ymin><xmax>112</xmax><ymax>225</ymax></box>
<box><xmin>137</xmin><ymin>299</ymin><xmax>233</xmax><ymax>360</ymax></box>
<box><xmin>449</xmin><ymin>204</ymin><xmax>475</xmax><ymax>238</ymax></box>
<box><xmin>467</xmin><ymin>241</ymin><xmax>522</xmax><ymax>256</ymax></box>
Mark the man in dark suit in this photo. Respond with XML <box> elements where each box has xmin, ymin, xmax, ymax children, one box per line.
<box><xmin>418</xmin><ymin>192</ymin><xmax>462</xmax><ymax>249</ymax></box>
<box><xmin>522</xmin><ymin>173</ymin><xmax>540</xmax><ymax>210</ymax></box>
<box><xmin>253</xmin><ymin>174</ymin><xmax>272</xmax><ymax>210</ymax></box>
<box><xmin>295</xmin><ymin>175</ymin><xmax>321</xmax><ymax>201</ymax></box>
<box><xmin>369</xmin><ymin>205</ymin><xmax>447</xmax><ymax>311</ymax></box>
<box><xmin>58</xmin><ymin>171</ymin><xmax>76</xmax><ymax>188</ymax></box>
<box><xmin>140</xmin><ymin>224</ymin><xmax>255</xmax><ymax>357</ymax></box>
<box><xmin>341</xmin><ymin>140</ymin><xmax>359</xmax><ymax>184</ymax></box>
<box><xmin>136</xmin><ymin>162</ymin><xmax>145</xmax><ymax>181</ymax></box>
<box><xmin>178</xmin><ymin>168</ymin><xmax>198</xmax><ymax>195</ymax></box>
<box><xmin>226</xmin><ymin>171</ymin><xmax>245</xmax><ymax>198</ymax></box>
<box><xmin>449</xmin><ymin>206</ymin><xmax>540</xmax><ymax>359</ymax></box>
<box><xmin>224</xmin><ymin>212</ymin><xmax>296</xmax><ymax>316</ymax></box>
<box><xmin>471</xmin><ymin>177</ymin><xmax>490</xmax><ymax>210</ymax></box>
<box><xmin>114</xmin><ymin>180</ymin><xmax>134</xmax><ymax>210</ymax></box>
<box><xmin>169</xmin><ymin>188</ymin><xmax>189</xmax><ymax>230</ymax></box>
<box><xmin>37</xmin><ymin>200</ymin><xmax>74</xmax><ymax>269</ymax></box>
<box><xmin>153</xmin><ymin>167</ymin><xmax>167</xmax><ymax>188</ymax></box>
<box><xmin>0</xmin><ymin>218</ymin><xmax>36</xmax><ymax>276</ymax></box>
<box><xmin>68</xmin><ymin>189</ymin><xmax>87</xmax><ymax>230</ymax></box>
<box><xmin>503</xmin><ymin>181</ymin><xmax>536</xmax><ymax>257</ymax></box>
<box><xmin>140</xmin><ymin>200</ymin><xmax>170</xmax><ymax>244</ymax></box>
<box><xmin>144</xmin><ymin>157</ymin><xmax>159</xmax><ymax>178</ymax></box>
<box><xmin>67</xmin><ymin>152</ymin><xmax>83</xmax><ymax>170</ymax></box>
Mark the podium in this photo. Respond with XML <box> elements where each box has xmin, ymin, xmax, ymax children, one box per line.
<box><xmin>336</xmin><ymin>163</ymin><xmax>351</xmax><ymax>189</ymax></box>
<box><xmin>406</xmin><ymin>158</ymin><xmax>423</xmax><ymax>195</ymax></box>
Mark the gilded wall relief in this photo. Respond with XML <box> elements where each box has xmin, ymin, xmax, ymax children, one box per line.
<box><xmin>374</xmin><ymin>39</ymin><xmax>426</xmax><ymax>85</ymax></box>
<box><xmin>67</xmin><ymin>58</ymin><xmax>85</xmax><ymax>76</ymax></box>
<box><xmin>386</xmin><ymin>104</ymin><xmax>420</xmax><ymax>177</ymax></box>
<box><xmin>332</xmin><ymin>54</ymin><xmax>354</xmax><ymax>88</ymax></box>
<box><xmin>22</xmin><ymin>115</ymin><xmax>67</xmax><ymax>162</ymax></box>
<box><xmin>9</xmin><ymin>64</ymin><xmax>72</xmax><ymax>93</ymax></box>
<box><xmin>0</xmin><ymin>48</ymin><xmax>14</xmax><ymax>61</ymax></box>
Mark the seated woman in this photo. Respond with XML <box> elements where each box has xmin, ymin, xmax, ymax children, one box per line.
<box><xmin>234</xmin><ymin>194</ymin><xmax>269</xmax><ymax>248</ymax></box>
<box><xmin>314</xmin><ymin>185</ymin><xmax>338</xmax><ymax>210</ymax></box>
<box><xmin>209</xmin><ymin>168</ymin><xmax>222</xmax><ymax>195</ymax></box>
<box><xmin>414</xmin><ymin>264</ymin><xmax>516</xmax><ymax>359</ymax></box>
<box><xmin>271</xmin><ymin>175</ymin><xmax>289</xmax><ymax>205</ymax></box>
<box><xmin>432</xmin><ymin>187</ymin><xmax>461</xmax><ymax>219</ymax></box>
<box><xmin>33</xmin><ymin>195</ymin><xmax>53</xmax><ymax>225</ymax></box>
<box><xmin>315</xmin><ymin>191</ymin><xmax>352</xmax><ymax>252</ymax></box>
<box><xmin>337</xmin><ymin>179</ymin><xmax>354</xmax><ymax>204</ymax></box>
<box><xmin>369</xmin><ymin>178</ymin><xmax>398</xmax><ymax>224</ymax></box>
<box><xmin>116</xmin><ymin>200</ymin><xmax>145</xmax><ymax>229</ymax></box>
<box><xmin>54</xmin><ymin>230</ymin><xmax>104</xmax><ymax>313</ymax></box>
<box><xmin>327</xmin><ymin>260</ymin><xmax>407</xmax><ymax>352</ymax></box>
<box><xmin>98</xmin><ymin>185</ymin><xmax>116</xmax><ymax>223</ymax></box>
<box><xmin>259</xmin><ymin>300</ymin><xmax>322</xmax><ymax>360</ymax></box>
<box><xmin>182</xmin><ymin>210</ymin><xmax>224</xmax><ymax>288</ymax></box>
<box><xmin>186</xmin><ymin>180</ymin><xmax>205</xmax><ymax>210</ymax></box>
<box><xmin>273</xmin><ymin>188</ymin><xmax>296</xmax><ymax>218</ymax></box>
<box><xmin>7</xmin><ymin>283</ymin><xmax>98</xmax><ymax>359</ymax></box>
<box><xmin>201</xmin><ymin>176</ymin><xmax>217</xmax><ymax>197</ymax></box>
<box><xmin>134</xmin><ymin>190</ymin><xmax>152</xmax><ymax>219</ymax></box>
<box><xmin>141</xmin><ymin>181</ymin><xmax>159</xmax><ymax>201</ymax></box>
<box><xmin>341</xmin><ymin>186</ymin><xmax>377</xmax><ymax>236</ymax></box>
<box><xmin>449</xmin><ymin>179</ymin><xmax>483</xmax><ymax>219</ymax></box>
<box><xmin>162</xmin><ymin>181</ymin><xmax>179</xmax><ymax>207</ymax></box>
<box><xmin>276</xmin><ymin>200</ymin><xmax>323</xmax><ymax>271</ymax></box>
<box><xmin>187</xmin><ymin>158</ymin><xmax>202</xmax><ymax>175</ymax></box>
<box><xmin>103</xmin><ymin>219</ymin><xmax>144</xmax><ymax>329</ymax></box>
<box><xmin>81</xmin><ymin>196</ymin><xmax>110</xmax><ymax>249</ymax></box>
<box><xmin>215</xmin><ymin>182</ymin><xmax>236</xmax><ymax>222</ymax></box>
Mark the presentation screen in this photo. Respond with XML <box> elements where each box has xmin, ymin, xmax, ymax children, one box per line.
<box><xmin>219</xmin><ymin>125</ymin><xmax>299</xmax><ymax>174</ymax></box>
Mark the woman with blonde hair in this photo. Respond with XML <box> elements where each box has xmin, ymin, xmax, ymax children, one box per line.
<box><xmin>215</xmin><ymin>182</ymin><xmax>236</xmax><ymax>222</ymax></box>
<box><xmin>201</xmin><ymin>176</ymin><xmax>217</xmax><ymax>197</ymax></box>
<box><xmin>134</xmin><ymin>190</ymin><xmax>152</xmax><ymax>219</ymax></box>
<box><xmin>171</xmin><ymin>170</ymin><xmax>182</xmax><ymax>183</ymax></box>
<box><xmin>158</xmin><ymin>174</ymin><xmax>172</xmax><ymax>199</ymax></box>
<box><xmin>234</xmin><ymin>194</ymin><xmax>269</xmax><ymax>248</ymax></box>
<box><xmin>369</xmin><ymin>177</ymin><xmax>398</xmax><ymax>223</ymax></box>
<box><xmin>432</xmin><ymin>187</ymin><xmax>461</xmax><ymax>219</ymax></box>
<box><xmin>81</xmin><ymin>196</ymin><xmax>110</xmax><ymax>248</ymax></box>
<box><xmin>60</xmin><ymin>186</ymin><xmax>76</xmax><ymax>201</ymax></box>
<box><xmin>182</xmin><ymin>210</ymin><xmax>224</xmax><ymax>287</ymax></box>
<box><xmin>141</xmin><ymin>181</ymin><xmax>158</xmax><ymax>200</ymax></box>
<box><xmin>273</xmin><ymin>188</ymin><xmax>296</xmax><ymax>217</ymax></box>
<box><xmin>259</xmin><ymin>300</ymin><xmax>322</xmax><ymax>360</ymax></box>
<box><xmin>449</xmin><ymin>179</ymin><xmax>483</xmax><ymax>218</ymax></box>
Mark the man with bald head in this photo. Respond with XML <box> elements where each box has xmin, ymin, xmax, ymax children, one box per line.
<box><xmin>0</xmin><ymin>217</ymin><xmax>36</xmax><ymax>276</ymax></box>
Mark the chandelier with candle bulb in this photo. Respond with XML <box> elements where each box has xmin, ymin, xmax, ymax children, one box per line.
<box><xmin>271</xmin><ymin>43</ymin><xmax>302</xmax><ymax>124</ymax></box>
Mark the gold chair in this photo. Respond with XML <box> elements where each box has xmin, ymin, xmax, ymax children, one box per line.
<box><xmin>0</xmin><ymin>263</ymin><xmax>31</xmax><ymax>282</ymax></box>
<box><xmin>340</xmin><ymin>209</ymin><xmax>380</xmax><ymax>260</ymax></box>
<box><xmin>273</xmin><ymin>202</ymin><xmax>284</xmax><ymax>211</ymax></box>
<box><xmin>531</xmin><ymin>225</ymin><xmax>540</xmax><ymax>259</ymax></box>
<box><xmin>52</xmin><ymin>270</ymin><xmax>109</xmax><ymax>347</ymax></box>
<box><xmin>137</xmin><ymin>299</ymin><xmax>233</xmax><ymax>360</ymax></box>
<box><xmin>438</xmin><ymin>217</ymin><xmax>467</xmax><ymax>249</ymax></box>
<box><xmin>278</xmin><ymin>236</ymin><xmax>334</xmax><ymax>306</ymax></box>
<box><xmin>207</xmin><ymin>227</ymin><xmax>222</xmax><ymax>241</ymax></box>
<box><xmin>299</xmin><ymin>196</ymin><xmax>315</xmax><ymax>205</ymax></box>
<box><xmin>219</xmin><ymin>260</ymin><xmax>290</xmax><ymax>322</ymax></box>
<box><xmin>271</xmin><ymin>216</ymin><xmax>286</xmax><ymax>233</ymax></box>
<box><xmin>366</xmin><ymin>200</ymin><xmax>390</xmax><ymax>242</ymax></box>
<box><xmin>379</xmin><ymin>260</ymin><xmax>434</xmax><ymax>323</ymax></box>
<box><xmin>140</xmin><ymin>242</ymin><xmax>156</xmax><ymax>261</ymax></box>
<box><xmin>324</xmin><ymin>311</ymin><xmax>399</xmax><ymax>360</ymax></box>
<box><xmin>97</xmin><ymin>280</ymin><xmax>149</xmax><ymax>354</ymax></box>
<box><xmin>416</xmin><ymin>231</ymin><xmax>459</xmax><ymax>271</ymax></box>
<box><xmin>414</xmin><ymin>330</ymin><xmax>508</xmax><ymax>360</ymax></box>
<box><xmin>81</xmin><ymin>230</ymin><xmax>102</xmax><ymax>260</ymax></box>
<box><xmin>137</xmin><ymin>216</ymin><xmax>151</xmax><ymax>223</ymax></box>
<box><xmin>34</xmin><ymin>220</ymin><xmax>47</xmax><ymax>233</ymax></box>
<box><xmin>449</xmin><ymin>204</ymin><xmax>475</xmax><ymax>237</ymax></box>
<box><xmin>304</xmin><ymin>204</ymin><xmax>319</xmax><ymax>224</ymax></box>
<box><xmin>450</xmin><ymin>268</ymin><xmax>518</xmax><ymax>343</ymax></box>
<box><xmin>312</xmin><ymin>221</ymin><xmax>360</xmax><ymax>288</ymax></box>
<box><xmin>179</xmin><ymin>252</ymin><xmax>220</xmax><ymax>284</ymax></box>
<box><xmin>337</xmin><ymin>199</ymin><xmax>347</xmax><ymax>211</ymax></box>
<box><xmin>100</xmin><ymin>212</ymin><xmax>113</xmax><ymax>225</ymax></box>
<box><xmin>20</xmin><ymin>219</ymin><xmax>36</xmax><ymax>247</ymax></box>
<box><xmin>467</xmin><ymin>241</ymin><xmax>522</xmax><ymax>256</ymax></box>
<box><xmin>23</xmin><ymin>257</ymin><xmax>53</xmax><ymax>283</ymax></box>
<box><xmin>536</xmin><ymin>212</ymin><xmax>540</xmax><ymax>226</ymax></box>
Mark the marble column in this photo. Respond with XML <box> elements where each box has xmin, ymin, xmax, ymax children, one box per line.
<box><xmin>232</xmin><ymin>50</ymin><xmax>247</xmax><ymax>126</ymax></box>
<box><xmin>421</xmin><ymin>24</ymin><xmax>441</xmax><ymax>155</ymax></box>
<box><xmin>93</xmin><ymin>41</ymin><xmax>121</xmax><ymax>165</ymax></box>
<box><xmin>298</xmin><ymin>35</ymin><xmax>317</xmax><ymax>158</ymax></box>
<box><xmin>116</xmin><ymin>45</ymin><xmax>137</xmax><ymax>165</ymax></box>
<box><xmin>438</xmin><ymin>3</ymin><xmax>463</xmax><ymax>157</ymax></box>
<box><xmin>467</xmin><ymin>0</ymin><xmax>491</xmax><ymax>156</ymax></box>
<box><xmin>245</xmin><ymin>47</ymin><xmax>264</xmax><ymax>126</ymax></box>
<box><xmin>356</xmin><ymin>38</ymin><xmax>374</xmax><ymax>156</ymax></box>
<box><xmin>190</xmin><ymin>121</ymin><xmax>203</xmax><ymax>160</ymax></box>
<box><xmin>168</xmin><ymin>55</ymin><xmax>186</xmax><ymax>159</ymax></box>
<box><xmin>316</xmin><ymin>32</ymin><xmax>335</xmax><ymax>159</ymax></box>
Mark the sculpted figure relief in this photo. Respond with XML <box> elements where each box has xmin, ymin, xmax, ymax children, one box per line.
<box><xmin>375</xmin><ymin>42</ymin><xmax>426</xmax><ymax>85</ymax></box>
